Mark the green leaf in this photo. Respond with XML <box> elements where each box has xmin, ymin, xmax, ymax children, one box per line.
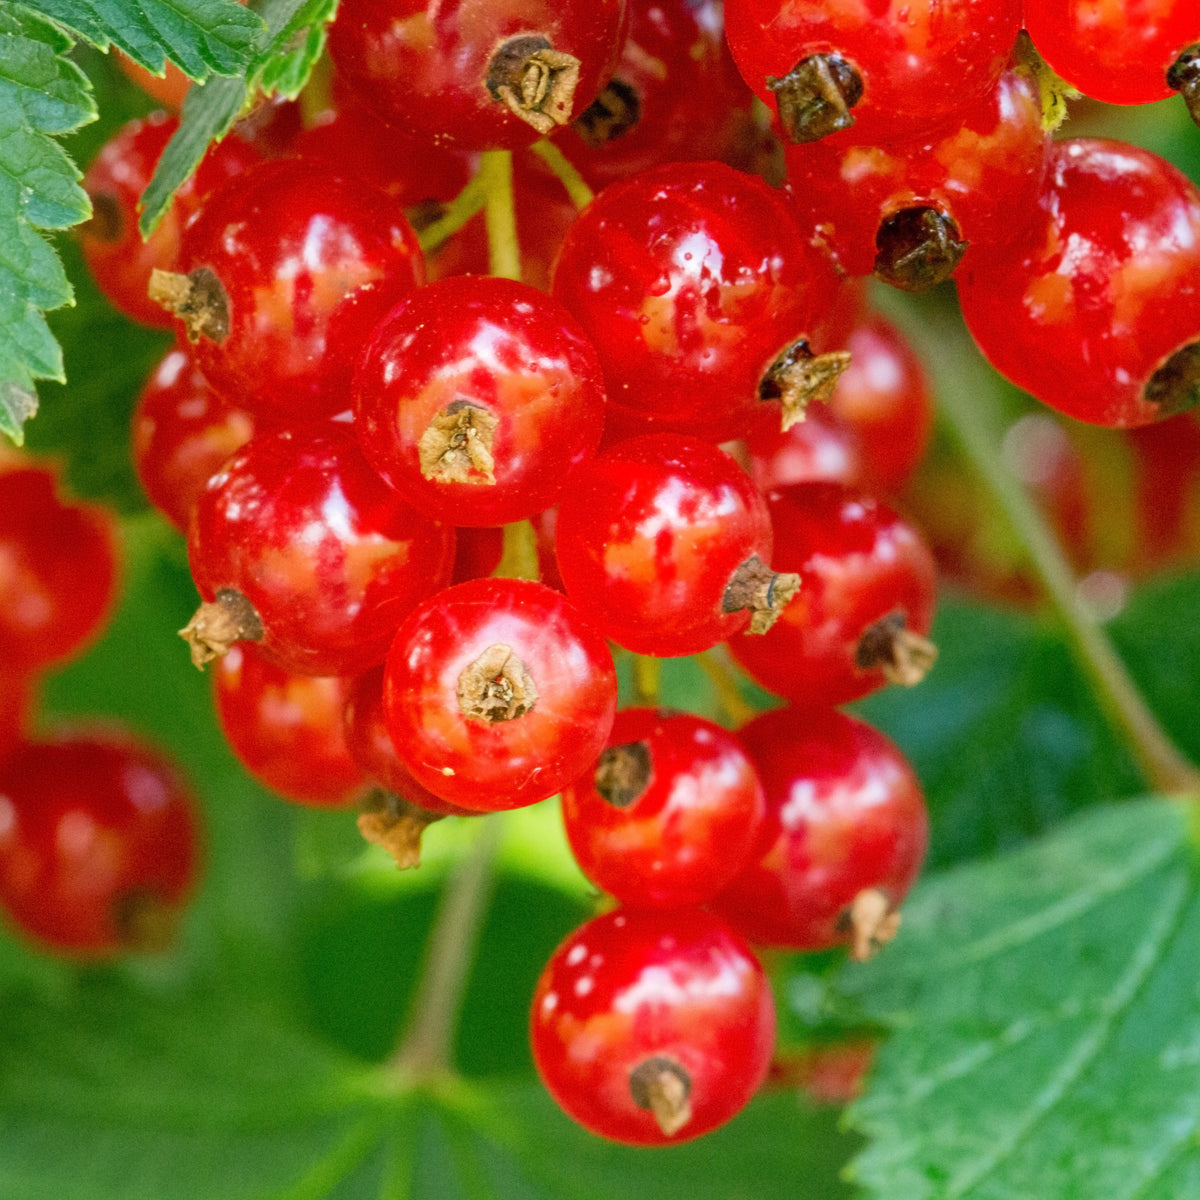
<box><xmin>0</xmin><ymin>5</ymin><xmax>96</xmax><ymax>442</ymax></box>
<box><xmin>0</xmin><ymin>974</ymin><xmax>858</xmax><ymax>1199</ymax></box>
<box><xmin>25</xmin><ymin>0</ymin><xmax>262</xmax><ymax>79</ymax></box>
<box><xmin>842</xmin><ymin>798</ymin><xmax>1200</xmax><ymax>1200</ymax></box>
<box><xmin>856</xmin><ymin>596</ymin><xmax>1142</xmax><ymax>869</ymax></box>
<box><xmin>139</xmin><ymin>0</ymin><xmax>336</xmax><ymax>236</ymax></box>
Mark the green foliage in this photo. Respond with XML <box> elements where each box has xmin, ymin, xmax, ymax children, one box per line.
<box><xmin>139</xmin><ymin>0</ymin><xmax>338</xmax><ymax>236</ymax></box>
<box><xmin>0</xmin><ymin>5</ymin><xmax>95</xmax><ymax>442</ymax></box>
<box><xmin>842</xmin><ymin>799</ymin><xmax>1200</xmax><ymax>1200</ymax></box>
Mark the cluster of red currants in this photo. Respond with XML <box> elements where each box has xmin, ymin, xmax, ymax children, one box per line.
<box><xmin>58</xmin><ymin>0</ymin><xmax>1200</xmax><ymax>1147</ymax></box>
<box><xmin>0</xmin><ymin>457</ymin><xmax>201</xmax><ymax>957</ymax></box>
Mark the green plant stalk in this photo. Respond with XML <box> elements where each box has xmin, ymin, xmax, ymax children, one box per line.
<box><xmin>389</xmin><ymin>815</ymin><xmax>506</xmax><ymax>1081</ymax></box>
<box><xmin>903</xmin><ymin>292</ymin><xmax>1200</xmax><ymax>796</ymax></box>
<box><xmin>529</xmin><ymin>139</ymin><xmax>596</xmax><ymax>209</ymax></box>
<box><xmin>416</xmin><ymin>171</ymin><xmax>489</xmax><ymax>255</ymax></box>
<box><xmin>479</xmin><ymin>149</ymin><xmax>521</xmax><ymax>281</ymax></box>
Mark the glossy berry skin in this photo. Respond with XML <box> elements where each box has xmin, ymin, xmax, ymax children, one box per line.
<box><xmin>354</xmin><ymin>276</ymin><xmax>606</xmax><ymax>526</ymax></box>
<box><xmin>189</xmin><ymin>427</ymin><xmax>455</xmax><ymax>677</ymax></box>
<box><xmin>0</xmin><ymin>670</ymin><xmax>35</xmax><ymax>764</ymax></box>
<box><xmin>79</xmin><ymin>112</ymin><xmax>260</xmax><ymax>327</ymax></box>
<box><xmin>825</xmin><ymin>313</ymin><xmax>934</xmax><ymax>495</ymax></box>
<box><xmin>727</xmin><ymin>484</ymin><xmax>937</xmax><ymax>707</ymax></box>
<box><xmin>531</xmin><ymin>906</ymin><xmax>776</xmax><ymax>1145</ymax></box>
<box><xmin>383</xmin><ymin>577</ymin><xmax>617</xmax><ymax>811</ymax></box>
<box><xmin>743</xmin><ymin>401</ymin><xmax>866</xmax><ymax>494</ymax></box>
<box><xmin>554</xmin><ymin>435</ymin><xmax>777</xmax><ymax>657</ymax></box>
<box><xmin>561</xmin><ymin>708</ymin><xmax>764</xmax><ymax>908</ymax></box>
<box><xmin>213</xmin><ymin>645</ymin><xmax>367</xmax><ymax>807</ymax></box>
<box><xmin>327</xmin><ymin>0</ymin><xmax>628</xmax><ymax>151</ymax></box>
<box><xmin>343</xmin><ymin>666</ymin><xmax>472</xmax><ymax>815</ymax></box>
<box><xmin>174</xmin><ymin>159</ymin><xmax>423</xmax><ymax>421</ymax></box>
<box><xmin>783</xmin><ymin>65</ymin><xmax>1049</xmax><ymax>283</ymax></box>
<box><xmin>558</xmin><ymin>0</ymin><xmax>758</xmax><ymax>189</ymax></box>
<box><xmin>723</xmin><ymin>0</ymin><xmax>1021</xmax><ymax>147</ymax></box>
<box><xmin>957</xmin><ymin>139</ymin><xmax>1200</xmax><ymax>428</ymax></box>
<box><xmin>131</xmin><ymin>346</ymin><xmax>255</xmax><ymax>532</ymax></box>
<box><xmin>0</xmin><ymin>465</ymin><xmax>119</xmax><ymax>673</ymax></box>
<box><xmin>0</xmin><ymin>729</ymin><xmax>200</xmax><ymax>957</ymax></box>
<box><xmin>1025</xmin><ymin>1</ymin><xmax>1198</xmax><ymax>105</ymax></box>
<box><xmin>551</xmin><ymin>161</ymin><xmax>841</xmax><ymax>442</ymax></box>
<box><xmin>712</xmin><ymin>707</ymin><xmax>927</xmax><ymax>953</ymax></box>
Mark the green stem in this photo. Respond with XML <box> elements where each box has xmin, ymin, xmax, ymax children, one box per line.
<box><xmin>528</xmin><ymin>139</ymin><xmax>596</xmax><ymax>209</ymax></box>
<box><xmin>479</xmin><ymin>149</ymin><xmax>521</xmax><ymax>281</ymax></box>
<box><xmin>897</xmin><ymin>292</ymin><xmax>1200</xmax><ymax>795</ymax></box>
<box><xmin>416</xmin><ymin>172</ymin><xmax>489</xmax><ymax>255</ymax></box>
<box><xmin>493</xmin><ymin>519</ymin><xmax>540</xmax><ymax>581</ymax></box>
<box><xmin>695</xmin><ymin>650</ymin><xmax>758</xmax><ymax>729</ymax></box>
<box><xmin>630</xmin><ymin>654</ymin><xmax>662</xmax><ymax>707</ymax></box>
<box><xmin>389</xmin><ymin>815</ymin><xmax>505</xmax><ymax>1081</ymax></box>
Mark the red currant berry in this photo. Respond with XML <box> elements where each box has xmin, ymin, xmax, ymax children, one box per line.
<box><xmin>0</xmin><ymin>463</ymin><xmax>119</xmax><ymax>673</ymax></box>
<box><xmin>551</xmin><ymin>160</ymin><xmax>844</xmax><ymax>441</ymax></box>
<box><xmin>727</xmin><ymin>483</ymin><xmax>938</xmax><ymax>707</ymax></box>
<box><xmin>327</xmin><ymin>0</ymin><xmax>629</xmax><ymax>150</ymax></box>
<box><xmin>712</xmin><ymin>706</ymin><xmax>927</xmax><ymax>958</ymax></box>
<box><xmin>957</xmin><ymin>138</ymin><xmax>1200</xmax><ymax>428</ymax></box>
<box><xmin>554</xmin><ymin>435</ymin><xmax>798</xmax><ymax>657</ymax></box>
<box><xmin>743</xmin><ymin>401</ymin><xmax>866</xmax><ymax>494</ymax></box>
<box><xmin>382</xmin><ymin>577</ymin><xmax>617</xmax><ymax>811</ymax></box>
<box><xmin>131</xmin><ymin>346</ymin><xmax>255</xmax><ymax>533</ymax></box>
<box><xmin>354</xmin><ymin>276</ymin><xmax>606</xmax><ymax>527</ymax></box>
<box><xmin>185</xmin><ymin>426</ymin><xmax>455</xmax><ymax>677</ymax></box>
<box><xmin>213</xmin><ymin>645</ymin><xmax>367</xmax><ymax>807</ymax></box>
<box><xmin>561</xmin><ymin>707</ymin><xmax>765</xmax><ymax>908</ymax></box>
<box><xmin>531</xmin><ymin>906</ymin><xmax>776</xmax><ymax>1144</ymax></box>
<box><xmin>0</xmin><ymin>728</ymin><xmax>201</xmax><ymax>957</ymax></box>
<box><xmin>154</xmin><ymin>159</ymin><xmax>424</xmax><ymax>422</ymax></box>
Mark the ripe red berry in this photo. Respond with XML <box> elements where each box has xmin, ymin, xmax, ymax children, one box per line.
<box><xmin>185</xmin><ymin>426</ymin><xmax>455</xmax><ymax>677</ymax></box>
<box><xmin>212</xmin><ymin>645</ymin><xmax>367</xmax><ymax>807</ymax></box>
<box><xmin>957</xmin><ymin>138</ymin><xmax>1200</xmax><ymax>428</ymax></box>
<box><xmin>0</xmin><ymin>463</ymin><xmax>119</xmax><ymax>674</ymax></box>
<box><xmin>0</xmin><ymin>729</ymin><xmax>201</xmax><ymax>957</ymax></box>
<box><xmin>531</xmin><ymin>906</ymin><xmax>776</xmax><ymax>1145</ymax></box>
<box><xmin>382</xmin><ymin>577</ymin><xmax>617</xmax><ymax>811</ymax></box>
<box><xmin>712</xmin><ymin>706</ymin><xmax>928</xmax><ymax>958</ymax></box>
<box><xmin>727</xmin><ymin>483</ymin><xmax>938</xmax><ymax>707</ymax></box>
<box><xmin>354</xmin><ymin>275</ymin><xmax>606</xmax><ymax>527</ymax></box>
<box><xmin>561</xmin><ymin>707</ymin><xmax>765</xmax><ymax>908</ymax></box>
<box><xmin>554</xmin><ymin>435</ymin><xmax>798</xmax><ymax>657</ymax></box>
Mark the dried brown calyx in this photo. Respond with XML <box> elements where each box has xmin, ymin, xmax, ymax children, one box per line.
<box><xmin>418</xmin><ymin>402</ymin><xmax>499</xmax><ymax>484</ymax></box>
<box><xmin>457</xmin><ymin>643</ymin><xmax>538</xmax><ymax>723</ymax></box>
<box><xmin>838</xmin><ymin>887</ymin><xmax>901</xmax><ymax>961</ymax></box>
<box><xmin>874</xmin><ymin>206</ymin><xmax>968</xmax><ymax>292</ymax></box>
<box><xmin>1144</xmin><ymin>340</ymin><xmax>1200</xmax><ymax>417</ymax></box>
<box><xmin>149</xmin><ymin>266</ymin><xmax>231</xmax><ymax>343</ymax></box>
<box><xmin>573</xmin><ymin>77</ymin><xmax>641</xmax><ymax>146</ymax></box>
<box><xmin>486</xmin><ymin>35</ymin><xmax>582</xmax><ymax>134</ymax></box>
<box><xmin>594</xmin><ymin>742</ymin><xmax>652</xmax><ymax>808</ymax></box>
<box><xmin>758</xmin><ymin>339</ymin><xmax>852</xmax><ymax>431</ymax></box>
<box><xmin>723</xmin><ymin>555</ymin><xmax>801</xmax><ymax>635</ymax></box>
<box><xmin>113</xmin><ymin>888</ymin><xmax>180</xmax><ymax>952</ymax></box>
<box><xmin>356</xmin><ymin>791</ymin><xmax>447</xmax><ymax>870</ymax></box>
<box><xmin>84</xmin><ymin>191</ymin><xmax>122</xmax><ymax>242</ymax></box>
<box><xmin>1167</xmin><ymin>44</ymin><xmax>1200</xmax><ymax>127</ymax></box>
<box><xmin>179</xmin><ymin>588</ymin><xmax>263</xmax><ymax>669</ymax></box>
<box><xmin>766</xmin><ymin>52</ymin><xmax>863</xmax><ymax>144</ymax></box>
<box><xmin>855</xmin><ymin>610</ymin><xmax>937</xmax><ymax>687</ymax></box>
<box><xmin>629</xmin><ymin>1056</ymin><xmax>693</xmax><ymax>1137</ymax></box>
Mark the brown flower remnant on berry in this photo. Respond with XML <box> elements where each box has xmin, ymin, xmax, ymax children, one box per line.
<box><xmin>179</xmin><ymin>588</ymin><xmax>263</xmax><ymax>669</ymax></box>
<box><xmin>457</xmin><ymin>643</ymin><xmax>538</xmax><ymax>722</ymax></box>
<box><xmin>419</xmin><ymin>402</ymin><xmax>499</xmax><ymax>484</ymax></box>
<box><xmin>855</xmin><ymin>610</ymin><xmax>937</xmax><ymax>686</ymax></box>
<box><xmin>723</xmin><ymin>555</ymin><xmax>801</xmax><ymax>634</ymax></box>
<box><xmin>487</xmin><ymin>35</ymin><xmax>582</xmax><ymax>135</ymax></box>
<box><xmin>629</xmin><ymin>1056</ymin><xmax>694</xmax><ymax>1137</ymax></box>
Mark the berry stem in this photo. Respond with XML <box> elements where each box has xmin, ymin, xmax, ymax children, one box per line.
<box><xmin>479</xmin><ymin>149</ymin><xmax>521</xmax><ymax>281</ymax></box>
<box><xmin>695</xmin><ymin>650</ymin><xmax>758</xmax><ymax>729</ymax></box>
<box><xmin>529</xmin><ymin>139</ymin><xmax>595</xmax><ymax>209</ymax></box>
<box><xmin>493</xmin><ymin>519</ymin><xmax>540</xmax><ymax>581</ymax></box>
<box><xmin>416</xmin><ymin>171</ymin><xmax>489</xmax><ymax>255</ymax></box>
<box><xmin>389</xmin><ymin>815</ymin><xmax>505</xmax><ymax>1081</ymax></box>
<box><xmin>630</xmin><ymin>654</ymin><xmax>662</xmax><ymax>707</ymax></box>
<box><xmin>892</xmin><ymin>291</ymin><xmax>1200</xmax><ymax>797</ymax></box>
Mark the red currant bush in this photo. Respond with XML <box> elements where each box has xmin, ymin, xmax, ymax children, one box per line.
<box><xmin>531</xmin><ymin>906</ymin><xmax>776</xmax><ymax>1144</ymax></box>
<box><xmin>561</xmin><ymin>707</ymin><xmax>765</xmax><ymax>908</ymax></box>
<box><xmin>712</xmin><ymin>706</ymin><xmax>928</xmax><ymax>958</ymax></box>
<box><xmin>382</xmin><ymin>577</ymin><xmax>617</xmax><ymax>811</ymax></box>
<box><xmin>0</xmin><ymin>728</ymin><xmax>201</xmax><ymax>957</ymax></box>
